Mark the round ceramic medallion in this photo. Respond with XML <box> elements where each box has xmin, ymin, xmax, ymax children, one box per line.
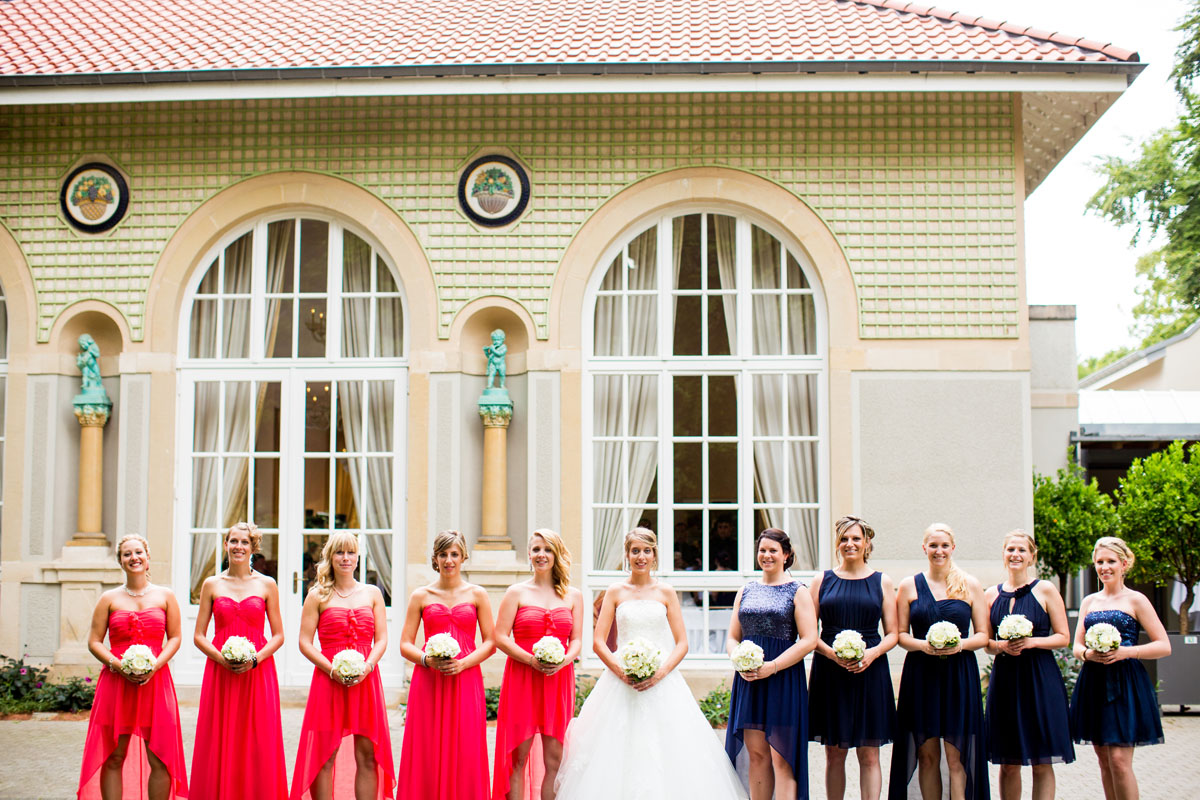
<box><xmin>458</xmin><ymin>155</ymin><xmax>530</xmax><ymax>227</ymax></box>
<box><xmin>60</xmin><ymin>163</ymin><xmax>129</xmax><ymax>233</ymax></box>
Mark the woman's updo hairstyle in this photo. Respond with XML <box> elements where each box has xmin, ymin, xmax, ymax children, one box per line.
<box><xmin>225</xmin><ymin>521</ymin><xmax>263</xmax><ymax>554</ymax></box>
<box><xmin>833</xmin><ymin>515</ymin><xmax>876</xmax><ymax>563</ymax></box>
<box><xmin>1002</xmin><ymin>529</ymin><xmax>1038</xmax><ymax>560</ymax></box>
<box><xmin>1093</xmin><ymin>536</ymin><xmax>1135</xmax><ymax>570</ymax></box>
<box><xmin>432</xmin><ymin>530</ymin><xmax>470</xmax><ymax>572</ymax></box>
<box><xmin>115</xmin><ymin>533</ymin><xmax>151</xmax><ymax>561</ymax></box>
<box><xmin>756</xmin><ymin>528</ymin><xmax>795</xmax><ymax>570</ymax></box>
<box><xmin>623</xmin><ymin>527</ymin><xmax>658</xmax><ymax>570</ymax></box>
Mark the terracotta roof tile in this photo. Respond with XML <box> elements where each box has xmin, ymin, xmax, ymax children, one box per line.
<box><xmin>0</xmin><ymin>0</ymin><xmax>1139</xmax><ymax>78</ymax></box>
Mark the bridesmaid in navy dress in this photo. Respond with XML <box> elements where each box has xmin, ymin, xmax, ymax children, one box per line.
<box><xmin>725</xmin><ymin>529</ymin><xmax>818</xmax><ymax>800</ymax></box>
<box><xmin>808</xmin><ymin>516</ymin><xmax>897</xmax><ymax>800</ymax></box>
<box><xmin>889</xmin><ymin>523</ymin><xmax>989</xmax><ymax>800</ymax></box>
<box><xmin>984</xmin><ymin>529</ymin><xmax>1074</xmax><ymax>800</ymax></box>
<box><xmin>1070</xmin><ymin>536</ymin><xmax>1170</xmax><ymax>800</ymax></box>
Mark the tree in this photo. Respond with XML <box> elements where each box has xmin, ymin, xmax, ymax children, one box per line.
<box><xmin>1033</xmin><ymin>457</ymin><xmax>1120</xmax><ymax>594</ymax></box>
<box><xmin>1117</xmin><ymin>440</ymin><xmax>1200</xmax><ymax>634</ymax></box>
<box><xmin>1083</xmin><ymin>2</ymin><xmax>1200</xmax><ymax>375</ymax></box>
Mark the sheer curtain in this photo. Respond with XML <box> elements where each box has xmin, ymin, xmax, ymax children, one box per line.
<box><xmin>594</xmin><ymin>230</ymin><xmax>659</xmax><ymax>570</ymax></box>
<box><xmin>340</xmin><ymin>237</ymin><xmax>396</xmax><ymax>592</ymax></box>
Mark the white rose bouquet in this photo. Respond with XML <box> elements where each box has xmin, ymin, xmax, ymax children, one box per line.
<box><xmin>119</xmin><ymin>644</ymin><xmax>156</xmax><ymax>677</ymax></box>
<box><xmin>1085</xmin><ymin>622</ymin><xmax>1122</xmax><ymax>653</ymax></box>
<box><xmin>730</xmin><ymin>640</ymin><xmax>765</xmax><ymax>672</ymax></box>
<box><xmin>926</xmin><ymin>621</ymin><xmax>961</xmax><ymax>651</ymax></box>
<box><xmin>220</xmin><ymin>635</ymin><xmax>256</xmax><ymax>664</ymax></box>
<box><xmin>532</xmin><ymin>635</ymin><xmax>566</xmax><ymax>666</ymax></box>
<box><xmin>424</xmin><ymin>632</ymin><xmax>462</xmax><ymax>661</ymax></box>
<box><xmin>616</xmin><ymin>638</ymin><xmax>663</xmax><ymax>683</ymax></box>
<box><xmin>831</xmin><ymin>630</ymin><xmax>866</xmax><ymax>662</ymax></box>
<box><xmin>997</xmin><ymin>614</ymin><xmax>1033</xmax><ymax>641</ymax></box>
<box><xmin>330</xmin><ymin>649</ymin><xmax>367</xmax><ymax>683</ymax></box>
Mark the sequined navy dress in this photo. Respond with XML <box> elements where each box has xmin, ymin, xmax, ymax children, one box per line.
<box><xmin>985</xmin><ymin>581</ymin><xmax>1074</xmax><ymax>765</ymax></box>
<box><xmin>725</xmin><ymin>580</ymin><xmax>809</xmax><ymax>798</ymax></box>
<box><xmin>1070</xmin><ymin>609</ymin><xmax>1164</xmax><ymax>747</ymax></box>
<box><xmin>888</xmin><ymin>573</ymin><xmax>989</xmax><ymax>800</ymax></box>
<box><xmin>808</xmin><ymin>571</ymin><xmax>895</xmax><ymax>749</ymax></box>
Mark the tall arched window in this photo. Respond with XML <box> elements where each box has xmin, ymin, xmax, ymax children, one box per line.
<box><xmin>586</xmin><ymin>211</ymin><xmax>827</xmax><ymax>659</ymax></box>
<box><xmin>177</xmin><ymin>215</ymin><xmax>407</xmax><ymax>684</ymax></box>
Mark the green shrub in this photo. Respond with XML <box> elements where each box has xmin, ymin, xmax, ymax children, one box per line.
<box><xmin>485</xmin><ymin>685</ymin><xmax>501</xmax><ymax>721</ymax></box>
<box><xmin>0</xmin><ymin>654</ymin><xmax>96</xmax><ymax>714</ymax></box>
<box><xmin>37</xmin><ymin>675</ymin><xmax>96</xmax><ymax>712</ymax></box>
<box><xmin>698</xmin><ymin>681</ymin><xmax>731</xmax><ymax>728</ymax></box>
<box><xmin>574</xmin><ymin>671</ymin><xmax>596</xmax><ymax>717</ymax></box>
<box><xmin>0</xmin><ymin>655</ymin><xmax>49</xmax><ymax>702</ymax></box>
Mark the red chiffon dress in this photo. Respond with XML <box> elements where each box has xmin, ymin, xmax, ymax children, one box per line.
<box><xmin>190</xmin><ymin>596</ymin><xmax>287</xmax><ymax>800</ymax></box>
<box><xmin>77</xmin><ymin>607</ymin><xmax>189</xmax><ymax>800</ymax></box>
<box><xmin>491</xmin><ymin>606</ymin><xmax>574</xmax><ymax>800</ymax></box>
<box><xmin>397</xmin><ymin>603</ymin><xmax>489</xmax><ymax>800</ymax></box>
<box><xmin>290</xmin><ymin>606</ymin><xmax>395</xmax><ymax>800</ymax></box>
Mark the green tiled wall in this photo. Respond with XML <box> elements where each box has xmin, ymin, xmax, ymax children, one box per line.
<box><xmin>0</xmin><ymin>92</ymin><xmax>1018</xmax><ymax>342</ymax></box>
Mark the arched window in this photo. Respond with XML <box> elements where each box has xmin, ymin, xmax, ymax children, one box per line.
<box><xmin>586</xmin><ymin>211</ymin><xmax>827</xmax><ymax>658</ymax></box>
<box><xmin>177</xmin><ymin>215</ymin><xmax>407</xmax><ymax>683</ymax></box>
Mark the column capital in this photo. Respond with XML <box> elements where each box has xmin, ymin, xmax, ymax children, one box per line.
<box><xmin>73</xmin><ymin>402</ymin><xmax>112</xmax><ymax>427</ymax></box>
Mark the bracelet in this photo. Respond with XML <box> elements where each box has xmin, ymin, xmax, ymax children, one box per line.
<box><xmin>421</xmin><ymin>654</ymin><xmax>427</xmax><ymax>668</ymax></box>
<box><xmin>251</xmin><ymin>654</ymin><xmax>259</xmax><ymax>669</ymax></box>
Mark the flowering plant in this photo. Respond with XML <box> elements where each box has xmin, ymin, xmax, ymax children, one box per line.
<box><xmin>424</xmin><ymin>632</ymin><xmax>461</xmax><ymax>660</ymax></box>
<box><xmin>1085</xmin><ymin>622</ymin><xmax>1122</xmax><ymax>653</ymax></box>
<box><xmin>330</xmin><ymin>649</ymin><xmax>367</xmax><ymax>683</ymax></box>
<box><xmin>616</xmin><ymin>638</ymin><xmax>663</xmax><ymax>682</ymax></box>
<box><xmin>997</xmin><ymin>614</ymin><xmax>1033</xmax><ymax>641</ymax></box>
<box><xmin>220</xmin><ymin>636</ymin><xmax>256</xmax><ymax>664</ymax></box>
<box><xmin>120</xmin><ymin>645</ymin><xmax>156</xmax><ymax>677</ymax></box>
<box><xmin>730</xmin><ymin>640</ymin><xmax>765</xmax><ymax>672</ymax></box>
<box><xmin>926</xmin><ymin>621</ymin><xmax>961</xmax><ymax>651</ymax></box>
<box><xmin>472</xmin><ymin>168</ymin><xmax>514</xmax><ymax>198</ymax></box>
<box><xmin>532</xmin><ymin>636</ymin><xmax>566</xmax><ymax>665</ymax></box>
<box><xmin>832</xmin><ymin>630</ymin><xmax>866</xmax><ymax>661</ymax></box>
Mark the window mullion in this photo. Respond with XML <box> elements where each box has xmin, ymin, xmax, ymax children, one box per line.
<box><xmin>327</xmin><ymin>224</ymin><xmax>342</xmax><ymax>360</ymax></box>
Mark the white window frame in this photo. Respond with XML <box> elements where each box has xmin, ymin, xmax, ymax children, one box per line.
<box><xmin>582</xmin><ymin>207</ymin><xmax>831</xmax><ymax>664</ymax></box>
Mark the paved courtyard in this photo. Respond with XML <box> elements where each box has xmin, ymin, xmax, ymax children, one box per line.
<box><xmin>1</xmin><ymin>706</ymin><xmax>1196</xmax><ymax>799</ymax></box>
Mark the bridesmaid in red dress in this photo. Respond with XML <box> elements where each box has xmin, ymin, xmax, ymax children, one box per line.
<box><xmin>491</xmin><ymin>529</ymin><xmax>583</xmax><ymax>800</ymax></box>
<box><xmin>290</xmin><ymin>532</ymin><xmax>394</xmax><ymax>800</ymax></box>
<box><xmin>190</xmin><ymin>522</ymin><xmax>287</xmax><ymax>800</ymax></box>
<box><xmin>397</xmin><ymin>530</ymin><xmax>496</xmax><ymax>799</ymax></box>
<box><xmin>78</xmin><ymin>533</ymin><xmax>188</xmax><ymax>800</ymax></box>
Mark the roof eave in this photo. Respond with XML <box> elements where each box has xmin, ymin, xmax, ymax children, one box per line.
<box><xmin>0</xmin><ymin>58</ymin><xmax>1146</xmax><ymax>89</ymax></box>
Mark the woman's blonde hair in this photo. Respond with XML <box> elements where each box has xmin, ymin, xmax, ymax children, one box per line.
<box><xmin>314</xmin><ymin>531</ymin><xmax>359</xmax><ymax>601</ymax></box>
<box><xmin>1093</xmin><ymin>536</ymin><xmax>1135</xmax><ymax>570</ymax></box>
<box><xmin>530</xmin><ymin>528</ymin><xmax>572</xmax><ymax>598</ymax></box>
<box><xmin>1002</xmin><ymin>529</ymin><xmax>1038</xmax><ymax>561</ymax></box>
<box><xmin>834</xmin><ymin>515</ymin><xmax>875</xmax><ymax>563</ymax></box>
<box><xmin>431</xmin><ymin>530</ymin><xmax>470</xmax><ymax>572</ymax></box>
<box><xmin>114</xmin><ymin>534</ymin><xmax>152</xmax><ymax>575</ymax></box>
<box><xmin>225</xmin><ymin>521</ymin><xmax>262</xmax><ymax>554</ymax></box>
<box><xmin>624</xmin><ymin>527</ymin><xmax>658</xmax><ymax>570</ymax></box>
<box><xmin>923</xmin><ymin>523</ymin><xmax>970</xmax><ymax>601</ymax></box>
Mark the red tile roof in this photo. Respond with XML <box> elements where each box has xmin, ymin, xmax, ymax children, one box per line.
<box><xmin>0</xmin><ymin>0</ymin><xmax>1139</xmax><ymax>79</ymax></box>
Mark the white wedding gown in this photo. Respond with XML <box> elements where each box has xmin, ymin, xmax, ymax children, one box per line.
<box><xmin>554</xmin><ymin>598</ymin><xmax>748</xmax><ymax>799</ymax></box>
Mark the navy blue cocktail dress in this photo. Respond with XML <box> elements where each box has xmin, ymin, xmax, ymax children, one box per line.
<box><xmin>888</xmin><ymin>573</ymin><xmax>989</xmax><ymax>800</ymax></box>
<box><xmin>808</xmin><ymin>570</ymin><xmax>895</xmax><ymax>748</ymax></box>
<box><xmin>985</xmin><ymin>580</ymin><xmax>1075</xmax><ymax>765</ymax></box>
<box><xmin>1070</xmin><ymin>609</ymin><xmax>1164</xmax><ymax>747</ymax></box>
<box><xmin>725</xmin><ymin>580</ymin><xmax>809</xmax><ymax>797</ymax></box>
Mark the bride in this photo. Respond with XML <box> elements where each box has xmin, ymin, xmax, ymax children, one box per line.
<box><xmin>555</xmin><ymin>528</ymin><xmax>748</xmax><ymax>799</ymax></box>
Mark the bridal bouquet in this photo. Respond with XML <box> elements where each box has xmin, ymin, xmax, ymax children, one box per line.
<box><xmin>424</xmin><ymin>632</ymin><xmax>461</xmax><ymax>661</ymax></box>
<box><xmin>532</xmin><ymin>635</ymin><xmax>566</xmax><ymax>666</ymax></box>
<box><xmin>1085</xmin><ymin>622</ymin><xmax>1122</xmax><ymax>653</ymax></box>
<box><xmin>220</xmin><ymin>635</ymin><xmax>256</xmax><ymax>664</ymax></box>
<box><xmin>330</xmin><ymin>649</ymin><xmax>367</xmax><ymax>683</ymax></box>
<box><xmin>997</xmin><ymin>614</ymin><xmax>1033</xmax><ymax>641</ymax></box>
<box><xmin>730</xmin><ymin>640</ymin><xmax>765</xmax><ymax>672</ymax></box>
<box><xmin>120</xmin><ymin>644</ymin><xmax>156</xmax><ymax>677</ymax></box>
<box><xmin>831</xmin><ymin>630</ymin><xmax>866</xmax><ymax>661</ymax></box>
<box><xmin>926</xmin><ymin>621</ymin><xmax>961</xmax><ymax>651</ymax></box>
<box><xmin>616</xmin><ymin>638</ymin><xmax>663</xmax><ymax>683</ymax></box>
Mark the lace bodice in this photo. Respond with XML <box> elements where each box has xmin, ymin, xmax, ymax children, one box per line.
<box><xmin>615</xmin><ymin>599</ymin><xmax>674</xmax><ymax>651</ymax></box>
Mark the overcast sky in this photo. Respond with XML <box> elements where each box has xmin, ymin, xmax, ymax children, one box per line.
<box><xmin>950</xmin><ymin>0</ymin><xmax>1189</xmax><ymax>360</ymax></box>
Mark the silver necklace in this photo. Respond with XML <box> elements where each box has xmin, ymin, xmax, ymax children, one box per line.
<box><xmin>332</xmin><ymin>582</ymin><xmax>357</xmax><ymax>599</ymax></box>
<box><xmin>123</xmin><ymin>584</ymin><xmax>149</xmax><ymax>597</ymax></box>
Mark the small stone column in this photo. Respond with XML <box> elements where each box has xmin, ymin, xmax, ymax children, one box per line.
<box><xmin>477</xmin><ymin>328</ymin><xmax>515</xmax><ymax>551</ymax></box>
<box><xmin>71</xmin><ymin>334</ymin><xmax>112</xmax><ymax>546</ymax></box>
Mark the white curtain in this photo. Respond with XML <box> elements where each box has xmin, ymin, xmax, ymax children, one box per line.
<box><xmin>594</xmin><ymin>229</ymin><xmax>659</xmax><ymax>570</ymax></box>
<box><xmin>339</xmin><ymin>236</ymin><xmax>396</xmax><ymax>595</ymax></box>
<box><xmin>711</xmin><ymin>215</ymin><xmax>738</xmax><ymax>354</ymax></box>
